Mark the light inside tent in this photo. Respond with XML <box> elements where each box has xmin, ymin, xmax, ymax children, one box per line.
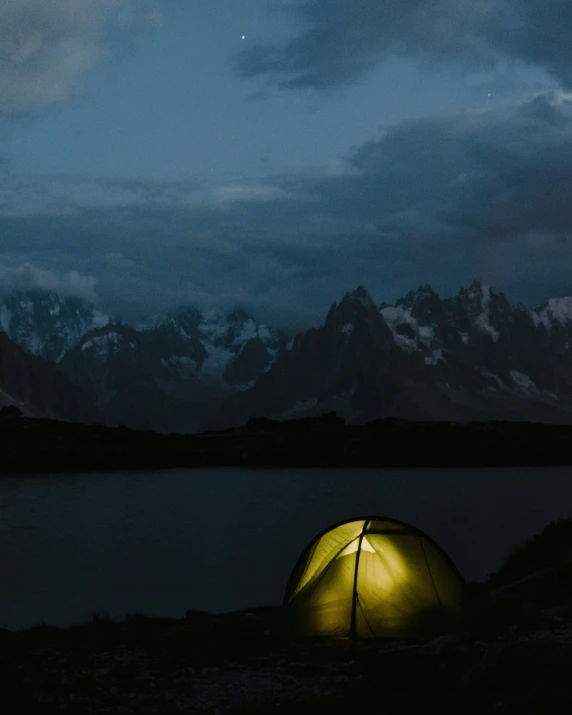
<box><xmin>338</xmin><ymin>535</ymin><xmax>375</xmax><ymax>556</ymax></box>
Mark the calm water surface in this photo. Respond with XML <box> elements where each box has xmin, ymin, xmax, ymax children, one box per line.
<box><xmin>1</xmin><ymin>467</ymin><xmax>572</xmax><ymax>630</ymax></box>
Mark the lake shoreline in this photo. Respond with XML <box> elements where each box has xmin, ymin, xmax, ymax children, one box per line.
<box><xmin>1</xmin><ymin>411</ymin><xmax>572</xmax><ymax>473</ymax></box>
<box><xmin>2</xmin><ymin>567</ymin><xmax>572</xmax><ymax>714</ymax></box>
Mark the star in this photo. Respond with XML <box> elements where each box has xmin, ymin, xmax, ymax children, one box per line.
<box><xmin>241</xmin><ymin>35</ymin><xmax>246</xmax><ymax>40</ymax></box>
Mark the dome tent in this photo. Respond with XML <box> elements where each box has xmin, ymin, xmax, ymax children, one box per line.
<box><xmin>283</xmin><ymin>516</ymin><xmax>468</xmax><ymax>638</ymax></box>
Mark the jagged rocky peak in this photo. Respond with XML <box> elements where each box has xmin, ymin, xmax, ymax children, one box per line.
<box><xmin>0</xmin><ymin>288</ymin><xmax>109</xmax><ymax>362</ymax></box>
<box><xmin>456</xmin><ymin>280</ymin><xmax>493</xmax><ymax>311</ymax></box>
<box><xmin>396</xmin><ymin>283</ymin><xmax>440</xmax><ymax>309</ymax></box>
<box><xmin>456</xmin><ymin>280</ymin><xmax>489</xmax><ymax>302</ymax></box>
<box><xmin>169</xmin><ymin>304</ymin><xmax>203</xmax><ymax>325</ymax></box>
<box><xmin>326</xmin><ymin>286</ymin><xmax>378</xmax><ymax>326</ymax></box>
<box><xmin>158</xmin><ymin>307</ymin><xmax>203</xmax><ymax>343</ymax></box>
<box><xmin>380</xmin><ymin>284</ymin><xmax>443</xmax><ymax>348</ymax></box>
<box><xmin>195</xmin><ymin>305</ymin><xmax>284</xmax><ymax>354</ymax></box>
<box><xmin>392</xmin><ymin>283</ymin><xmax>443</xmax><ymax>327</ymax></box>
<box><xmin>323</xmin><ymin>285</ymin><xmax>395</xmax><ymax>351</ymax></box>
<box><xmin>144</xmin><ymin>304</ymin><xmax>202</xmax><ymax>334</ymax></box>
<box><xmin>447</xmin><ymin>280</ymin><xmax>513</xmax><ymax>342</ymax></box>
<box><xmin>466</xmin><ymin>279</ymin><xmax>486</xmax><ymax>295</ymax></box>
<box><xmin>457</xmin><ymin>280</ymin><xmax>510</xmax><ymax>310</ymax></box>
<box><xmin>219</xmin><ymin>307</ymin><xmax>259</xmax><ymax>348</ymax></box>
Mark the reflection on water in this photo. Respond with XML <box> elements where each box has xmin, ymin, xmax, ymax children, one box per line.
<box><xmin>1</xmin><ymin>466</ymin><xmax>571</xmax><ymax>630</ymax></box>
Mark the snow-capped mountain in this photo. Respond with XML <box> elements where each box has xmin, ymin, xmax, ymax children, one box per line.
<box><xmin>217</xmin><ymin>282</ymin><xmax>572</xmax><ymax>428</ymax></box>
<box><xmin>4</xmin><ymin>282</ymin><xmax>572</xmax><ymax>433</ymax></box>
<box><xmin>531</xmin><ymin>297</ymin><xmax>572</xmax><ymax>335</ymax></box>
<box><xmin>0</xmin><ymin>286</ymin><xmax>289</xmax><ymax>432</ymax></box>
<box><xmin>379</xmin><ymin>281</ymin><xmax>572</xmax><ymax>401</ymax></box>
<box><xmin>0</xmin><ymin>290</ymin><xmax>109</xmax><ymax>362</ymax></box>
<box><xmin>151</xmin><ymin>305</ymin><xmax>287</xmax><ymax>388</ymax></box>
<box><xmin>57</xmin><ymin>306</ymin><xmax>289</xmax><ymax>433</ymax></box>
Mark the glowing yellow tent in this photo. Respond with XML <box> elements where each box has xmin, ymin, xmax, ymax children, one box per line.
<box><xmin>283</xmin><ymin>516</ymin><xmax>468</xmax><ymax>638</ymax></box>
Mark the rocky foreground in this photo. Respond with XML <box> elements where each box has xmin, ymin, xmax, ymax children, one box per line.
<box><xmin>2</xmin><ymin>521</ymin><xmax>572</xmax><ymax>714</ymax></box>
<box><xmin>1</xmin><ymin>410</ymin><xmax>572</xmax><ymax>472</ymax></box>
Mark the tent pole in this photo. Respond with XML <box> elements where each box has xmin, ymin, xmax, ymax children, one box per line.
<box><xmin>350</xmin><ymin>520</ymin><xmax>369</xmax><ymax>639</ymax></box>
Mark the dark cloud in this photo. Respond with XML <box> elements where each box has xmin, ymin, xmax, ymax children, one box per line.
<box><xmin>2</xmin><ymin>93</ymin><xmax>572</xmax><ymax>325</ymax></box>
<box><xmin>0</xmin><ymin>0</ymin><xmax>163</xmax><ymax>114</ymax></box>
<box><xmin>234</xmin><ymin>0</ymin><xmax>572</xmax><ymax>90</ymax></box>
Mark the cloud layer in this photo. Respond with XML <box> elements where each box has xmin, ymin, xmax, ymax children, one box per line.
<box><xmin>234</xmin><ymin>0</ymin><xmax>572</xmax><ymax>90</ymax></box>
<box><xmin>1</xmin><ymin>93</ymin><xmax>572</xmax><ymax>325</ymax></box>
<box><xmin>0</xmin><ymin>263</ymin><xmax>98</xmax><ymax>302</ymax></box>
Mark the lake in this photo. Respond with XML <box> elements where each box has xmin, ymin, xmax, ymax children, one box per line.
<box><xmin>1</xmin><ymin>466</ymin><xmax>572</xmax><ymax>630</ymax></box>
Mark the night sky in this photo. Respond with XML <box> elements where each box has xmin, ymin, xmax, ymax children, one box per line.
<box><xmin>1</xmin><ymin>0</ymin><xmax>571</xmax><ymax>329</ymax></box>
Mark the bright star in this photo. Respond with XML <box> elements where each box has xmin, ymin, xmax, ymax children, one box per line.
<box><xmin>241</xmin><ymin>35</ymin><xmax>246</xmax><ymax>40</ymax></box>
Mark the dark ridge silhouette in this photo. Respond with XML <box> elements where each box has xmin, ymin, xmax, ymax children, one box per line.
<box><xmin>489</xmin><ymin>518</ymin><xmax>572</xmax><ymax>587</ymax></box>
<box><xmin>2</xmin><ymin>411</ymin><xmax>572</xmax><ymax>472</ymax></box>
<box><xmin>0</xmin><ymin>332</ymin><xmax>101</xmax><ymax>423</ymax></box>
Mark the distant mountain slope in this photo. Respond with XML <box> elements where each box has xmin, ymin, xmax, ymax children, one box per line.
<box><xmin>216</xmin><ymin>282</ymin><xmax>572</xmax><ymax>428</ymax></box>
<box><xmin>0</xmin><ymin>290</ymin><xmax>109</xmax><ymax>362</ymax></box>
<box><xmin>0</xmin><ymin>287</ymin><xmax>289</xmax><ymax>433</ymax></box>
<box><xmin>0</xmin><ymin>332</ymin><xmax>100</xmax><ymax>423</ymax></box>
<box><xmin>4</xmin><ymin>282</ymin><xmax>572</xmax><ymax>433</ymax></box>
<box><xmin>58</xmin><ymin>307</ymin><xmax>289</xmax><ymax>433</ymax></box>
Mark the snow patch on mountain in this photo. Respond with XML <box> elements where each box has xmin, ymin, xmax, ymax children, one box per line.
<box><xmin>200</xmin><ymin>343</ymin><xmax>237</xmax><ymax>382</ymax></box>
<box><xmin>235</xmin><ymin>379</ymin><xmax>256</xmax><ymax>391</ymax></box>
<box><xmin>424</xmin><ymin>349</ymin><xmax>443</xmax><ymax>366</ymax></box>
<box><xmin>81</xmin><ymin>332</ymin><xmax>129</xmax><ymax>356</ymax></box>
<box><xmin>456</xmin><ymin>282</ymin><xmax>502</xmax><ymax>343</ymax></box>
<box><xmin>198</xmin><ymin>310</ymin><xmax>231</xmax><ymax>342</ymax></box>
<box><xmin>257</xmin><ymin>325</ymin><xmax>272</xmax><ymax>341</ymax></box>
<box><xmin>0</xmin><ymin>385</ymin><xmax>25</xmax><ymax>409</ymax></box>
<box><xmin>380</xmin><ymin>305</ymin><xmax>435</xmax><ymax>352</ymax></box>
<box><xmin>283</xmin><ymin>397</ymin><xmax>319</xmax><ymax>417</ymax></box>
<box><xmin>470</xmin><ymin>284</ymin><xmax>500</xmax><ymax>341</ymax></box>
<box><xmin>510</xmin><ymin>370</ymin><xmax>537</xmax><ymax>393</ymax></box>
<box><xmin>418</xmin><ymin>325</ymin><xmax>435</xmax><ymax>340</ymax></box>
<box><xmin>531</xmin><ymin>297</ymin><xmax>572</xmax><ymax>331</ymax></box>
<box><xmin>475</xmin><ymin>312</ymin><xmax>499</xmax><ymax>341</ymax></box>
<box><xmin>232</xmin><ymin>319</ymin><xmax>258</xmax><ymax>346</ymax></box>
<box><xmin>481</xmin><ymin>368</ymin><xmax>505</xmax><ymax>389</ymax></box>
<box><xmin>380</xmin><ymin>306</ymin><xmax>417</xmax><ymax>350</ymax></box>
<box><xmin>263</xmin><ymin>345</ymin><xmax>282</xmax><ymax>373</ymax></box>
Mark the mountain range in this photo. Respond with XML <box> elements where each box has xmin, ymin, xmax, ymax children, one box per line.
<box><xmin>219</xmin><ymin>282</ymin><xmax>572</xmax><ymax>427</ymax></box>
<box><xmin>1</xmin><ymin>281</ymin><xmax>572</xmax><ymax>431</ymax></box>
<box><xmin>0</xmin><ymin>290</ymin><xmax>288</xmax><ymax>432</ymax></box>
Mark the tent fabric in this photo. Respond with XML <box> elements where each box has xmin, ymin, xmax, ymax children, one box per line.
<box><xmin>283</xmin><ymin>516</ymin><xmax>468</xmax><ymax>638</ymax></box>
